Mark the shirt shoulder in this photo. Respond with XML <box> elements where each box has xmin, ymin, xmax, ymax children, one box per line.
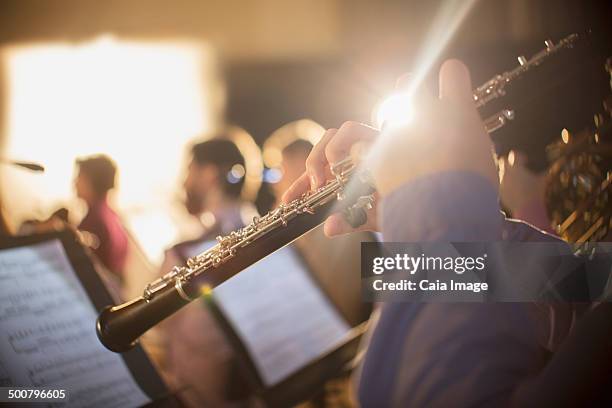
<box><xmin>502</xmin><ymin>217</ymin><xmax>563</xmax><ymax>243</ymax></box>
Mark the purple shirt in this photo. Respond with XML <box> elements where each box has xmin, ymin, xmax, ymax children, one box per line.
<box><xmin>79</xmin><ymin>199</ymin><xmax>128</xmax><ymax>276</ymax></box>
<box><xmin>358</xmin><ymin>172</ymin><xmax>580</xmax><ymax>407</ymax></box>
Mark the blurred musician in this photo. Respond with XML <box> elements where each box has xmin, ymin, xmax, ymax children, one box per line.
<box><xmin>270</xmin><ymin>139</ymin><xmax>313</xmax><ymax>200</ymax></box>
<box><xmin>158</xmin><ymin>135</ymin><xmax>256</xmax><ymax>407</ymax></box>
<box><xmin>74</xmin><ymin>155</ymin><xmax>129</xmax><ymax>278</ymax></box>
<box><xmin>15</xmin><ymin>155</ymin><xmax>135</xmax><ymax>301</ymax></box>
<box><xmin>165</xmin><ymin>137</ymin><xmax>259</xmax><ymax>264</ymax></box>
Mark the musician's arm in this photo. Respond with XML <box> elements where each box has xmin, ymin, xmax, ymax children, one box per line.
<box><xmin>380</xmin><ymin>171</ymin><xmax>502</xmax><ymax>242</ymax></box>
<box><xmin>358</xmin><ymin>172</ymin><xmax>549</xmax><ymax>407</ymax></box>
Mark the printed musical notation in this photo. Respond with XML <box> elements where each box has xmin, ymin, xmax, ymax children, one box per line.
<box><xmin>0</xmin><ymin>240</ymin><xmax>150</xmax><ymax>408</ymax></box>
<box><xmin>213</xmin><ymin>245</ymin><xmax>351</xmax><ymax>386</ymax></box>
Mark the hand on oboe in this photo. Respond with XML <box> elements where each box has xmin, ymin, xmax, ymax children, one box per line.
<box><xmin>282</xmin><ymin>124</ymin><xmax>381</xmax><ymax>236</ymax></box>
<box><xmin>283</xmin><ymin>59</ymin><xmax>498</xmax><ymax>237</ymax></box>
<box><xmin>368</xmin><ymin>59</ymin><xmax>497</xmax><ymax>196</ymax></box>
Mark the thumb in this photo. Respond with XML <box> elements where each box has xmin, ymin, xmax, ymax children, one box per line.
<box><xmin>438</xmin><ymin>59</ymin><xmax>474</xmax><ymax>104</ymax></box>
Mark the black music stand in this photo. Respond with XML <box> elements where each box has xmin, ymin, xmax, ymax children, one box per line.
<box><xmin>205</xmin><ymin>245</ymin><xmax>368</xmax><ymax>407</ymax></box>
<box><xmin>0</xmin><ymin>230</ymin><xmax>178</xmax><ymax>407</ymax></box>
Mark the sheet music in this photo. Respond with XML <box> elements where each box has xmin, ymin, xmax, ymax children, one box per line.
<box><xmin>212</xmin><ymin>244</ymin><xmax>351</xmax><ymax>386</ymax></box>
<box><xmin>0</xmin><ymin>239</ymin><xmax>151</xmax><ymax>408</ymax></box>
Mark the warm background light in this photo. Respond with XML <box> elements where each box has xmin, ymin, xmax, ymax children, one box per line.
<box><xmin>1</xmin><ymin>36</ymin><xmax>218</xmax><ymax>263</ymax></box>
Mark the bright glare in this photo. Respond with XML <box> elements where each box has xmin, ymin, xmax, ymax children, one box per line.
<box><xmin>374</xmin><ymin>92</ymin><xmax>414</xmax><ymax>129</ymax></box>
<box><xmin>2</xmin><ymin>37</ymin><xmax>215</xmax><ymax>263</ymax></box>
<box><xmin>356</xmin><ymin>0</ymin><xmax>479</xmax><ymax>217</ymax></box>
<box><xmin>371</xmin><ymin>0</ymin><xmax>478</xmax><ymax>131</ymax></box>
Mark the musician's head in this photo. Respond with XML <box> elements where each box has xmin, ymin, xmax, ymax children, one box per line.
<box><xmin>264</xmin><ymin>120</ymin><xmax>322</xmax><ymax>203</ymax></box>
<box><xmin>185</xmin><ymin>138</ymin><xmax>245</xmax><ymax>215</ymax></box>
<box><xmin>75</xmin><ymin>155</ymin><xmax>117</xmax><ymax>205</ymax></box>
<box><xmin>273</xmin><ymin>139</ymin><xmax>313</xmax><ymax>201</ymax></box>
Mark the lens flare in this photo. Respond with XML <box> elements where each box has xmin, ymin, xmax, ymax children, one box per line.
<box><xmin>374</xmin><ymin>92</ymin><xmax>414</xmax><ymax>129</ymax></box>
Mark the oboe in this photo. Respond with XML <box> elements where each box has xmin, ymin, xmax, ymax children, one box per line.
<box><xmin>97</xmin><ymin>33</ymin><xmax>582</xmax><ymax>352</ymax></box>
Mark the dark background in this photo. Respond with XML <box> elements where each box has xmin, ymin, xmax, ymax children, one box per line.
<box><xmin>1</xmin><ymin>0</ymin><xmax>610</xmax><ymax>164</ymax></box>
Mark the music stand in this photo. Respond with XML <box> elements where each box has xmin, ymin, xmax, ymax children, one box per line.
<box><xmin>0</xmin><ymin>230</ymin><xmax>176</xmax><ymax>407</ymax></box>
